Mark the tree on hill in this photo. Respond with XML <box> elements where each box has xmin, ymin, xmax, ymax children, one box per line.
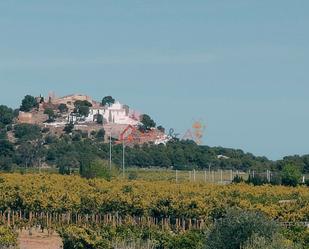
<box><xmin>74</xmin><ymin>100</ymin><xmax>92</xmax><ymax>108</ymax></box>
<box><xmin>64</xmin><ymin>122</ymin><xmax>74</xmax><ymax>134</ymax></box>
<box><xmin>16</xmin><ymin>140</ymin><xmax>45</xmax><ymax>168</ymax></box>
<box><xmin>0</xmin><ymin>139</ymin><xmax>15</xmax><ymax>171</ymax></box>
<box><xmin>44</xmin><ymin>108</ymin><xmax>55</xmax><ymax>122</ymax></box>
<box><xmin>157</xmin><ymin>125</ymin><xmax>165</xmax><ymax>133</ymax></box>
<box><xmin>102</xmin><ymin>96</ymin><xmax>115</xmax><ymax>107</ymax></box>
<box><xmin>78</xmin><ymin>106</ymin><xmax>90</xmax><ymax>117</ymax></box>
<box><xmin>96</xmin><ymin>114</ymin><xmax>104</xmax><ymax>124</ymax></box>
<box><xmin>58</xmin><ymin>103</ymin><xmax>68</xmax><ymax>113</ymax></box>
<box><xmin>20</xmin><ymin>95</ymin><xmax>38</xmax><ymax>112</ymax></box>
<box><xmin>74</xmin><ymin>100</ymin><xmax>92</xmax><ymax>117</ymax></box>
<box><xmin>96</xmin><ymin>128</ymin><xmax>105</xmax><ymax>140</ymax></box>
<box><xmin>14</xmin><ymin>124</ymin><xmax>42</xmax><ymax>141</ymax></box>
<box><xmin>0</xmin><ymin>140</ymin><xmax>14</xmax><ymax>157</ymax></box>
<box><xmin>0</xmin><ymin>129</ymin><xmax>7</xmax><ymax>140</ymax></box>
<box><xmin>140</xmin><ymin>114</ymin><xmax>156</xmax><ymax>131</ymax></box>
<box><xmin>0</xmin><ymin>105</ymin><xmax>14</xmax><ymax>128</ymax></box>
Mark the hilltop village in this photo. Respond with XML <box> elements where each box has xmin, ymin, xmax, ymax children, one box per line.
<box><xmin>17</xmin><ymin>93</ymin><xmax>169</xmax><ymax>145</ymax></box>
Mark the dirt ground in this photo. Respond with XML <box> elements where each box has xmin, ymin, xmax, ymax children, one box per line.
<box><xmin>18</xmin><ymin>229</ymin><xmax>63</xmax><ymax>249</ymax></box>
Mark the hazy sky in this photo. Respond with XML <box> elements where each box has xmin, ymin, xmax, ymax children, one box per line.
<box><xmin>0</xmin><ymin>0</ymin><xmax>308</xmax><ymax>159</ymax></box>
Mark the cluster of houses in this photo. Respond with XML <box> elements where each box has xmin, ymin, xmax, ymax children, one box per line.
<box><xmin>18</xmin><ymin>93</ymin><xmax>170</xmax><ymax>145</ymax></box>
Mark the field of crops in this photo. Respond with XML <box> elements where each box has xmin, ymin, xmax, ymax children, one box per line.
<box><xmin>0</xmin><ymin>173</ymin><xmax>308</xmax><ymax>223</ymax></box>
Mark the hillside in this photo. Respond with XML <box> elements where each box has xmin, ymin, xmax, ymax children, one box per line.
<box><xmin>15</xmin><ymin>93</ymin><xmax>168</xmax><ymax>145</ymax></box>
<box><xmin>0</xmin><ymin>94</ymin><xmax>309</xmax><ymax>175</ymax></box>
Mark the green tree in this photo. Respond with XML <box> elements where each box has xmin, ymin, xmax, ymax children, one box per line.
<box><xmin>0</xmin><ymin>157</ymin><xmax>14</xmax><ymax>171</ymax></box>
<box><xmin>157</xmin><ymin>125</ymin><xmax>165</xmax><ymax>133</ymax></box>
<box><xmin>74</xmin><ymin>101</ymin><xmax>91</xmax><ymax>117</ymax></box>
<box><xmin>44</xmin><ymin>108</ymin><xmax>55</xmax><ymax>122</ymax></box>
<box><xmin>0</xmin><ymin>140</ymin><xmax>15</xmax><ymax>171</ymax></box>
<box><xmin>281</xmin><ymin>164</ymin><xmax>301</xmax><ymax>187</ymax></box>
<box><xmin>0</xmin><ymin>129</ymin><xmax>7</xmax><ymax>139</ymax></box>
<box><xmin>58</xmin><ymin>103</ymin><xmax>68</xmax><ymax>113</ymax></box>
<box><xmin>96</xmin><ymin>128</ymin><xmax>105</xmax><ymax>140</ymax></box>
<box><xmin>14</xmin><ymin>123</ymin><xmax>42</xmax><ymax>141</ymax></box>
<box><xmin>79</xmin><ymin>106</ymin><xmax>90</xmax><ymax>117</ymax></box>
<box><xmin>16</xmin><ymin>140</ymin><xmax>45</xmax><ymax>168</ymax></box>
<box><xmin>0</xmin><ymin>140</ymin><xmax>14</xmax><ymax>157</ymax></box>
<box><xmin>96</xmin><ymin>114</ymin><xmax>104</xmax><ymax>124</ymax></box>
<box><xmin>58</xmin><ymin>154</ymin><xmax>80</xmax><ymax>175</ymax></box>
<box><xmin>0</xmin><ymin>105</ymin><xmax>14</xmax><ymax>127</ymax></box>
<box><xmin>74</xmin><ymin>100</ymin><xmax>92</xmax><ymax>108</ymax></box>
<box><xmin>20</xmin><ymin>95</ymin><xmax>38</xmax><ymax>112</ymax></box>
<box><xmin>64</xmin><ymin>122</ymin><xmax>74</xmax><ymax>134</ymax></box>
<box><xmin>205</xmin><ymin>209</ymin><xmax>278</xmax><ymax>249</ymax></box>
<box><xmin>102</xmin><ymin>96</ymin><xmax>115</xmax><ymax>106</ymax></box>
<box><xmin>140</xmin><ymin>114</ymin><xmax>156</xmax><ymax>130</ymax></box>
<box><xmin>80</xmin><ymin>159</ymin><xmax>112</xmax><ymax>180</ymax></box>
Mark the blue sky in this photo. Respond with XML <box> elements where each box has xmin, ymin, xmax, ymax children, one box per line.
<box><xmin>0</xmin><ymin>0</ymin><xmax>308</xmax><ymax>159</ymax></box>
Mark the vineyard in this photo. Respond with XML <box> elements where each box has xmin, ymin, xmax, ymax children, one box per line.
<box><xmin>0</xmin><ymin>173</ymin><xmax>309</xmax><ymax>248</ymax></box>
<box><xmin>0</xmin><ymin>173</ymin><xmax>309</xmax><ymax>223</ymax></box>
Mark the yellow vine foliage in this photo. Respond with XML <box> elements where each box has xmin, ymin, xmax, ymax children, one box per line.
<box><xmin>0</xmin><ymin>173</ymin><xmax>308</xmax><ymax>222</ymax></box>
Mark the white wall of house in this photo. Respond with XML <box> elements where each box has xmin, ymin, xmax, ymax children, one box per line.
<box><xmin>103</xmin><ymin>102</ymin><xmax>139</xmax><ymax>125</ymax></box>
<box><xmin>81</xmin><ymin>102</ymin><xmax>139</xmax><ymax>125</ymax></box>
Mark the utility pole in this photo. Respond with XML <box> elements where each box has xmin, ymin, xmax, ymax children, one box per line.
<box><xmin>266</xmin><ymin>170</ymin><xmax>270</xmax><ymax>182</ymax></box>
<box><xmin>204</xmin><ymin>170</ymin><xmax>207</xmax><ymax>183</ymax></box>
<box><xmin>193</xmin><ymin>169</ymin><xmax>196</xmax><ymax>182</ymax></box>
<box><xmin>208</xmin><ymin>163</ymin><xmax>211</xmax><ymax>182</ymax></box>
<box><xmin>122</xmin><ymin>140</ymin><xmax>125</xmax><ymax>178</ymax></box>
<box><xmin>109</xmin><ymin>132</ymin><xmax>112</xmax><ymax>170</ymax></box>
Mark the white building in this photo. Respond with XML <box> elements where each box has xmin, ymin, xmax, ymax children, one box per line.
<box><xmin>83</xmin><ymin>101</ymin><xmax>140</xmax><ymax>126</ymax></box>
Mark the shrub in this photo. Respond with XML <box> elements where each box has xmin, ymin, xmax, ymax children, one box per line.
<box><xmin>0</xmin><ymin>226</ymin><xmax>18</xmax><ymax>248</ymax></box>
<box><xmin>232</xmin><ymin>175</ymin><xmax>244</xmax><ymax>183</ymax></box>
<box><xmin>59</xmin><ymin>225</ymin><xmax>111</xmax><ymax>249</ymax></box>
<box><xmin>80</xmin><ymin>159</ymin><xmax>112</xmax><ymax>180</ymax></box>
<box><xmin>282</xmin><ymin>225</ymin><xmax>309</xmax><ymax>248</ymax></box>
<box><xmin>167</xmin><ymin>230</ymin><xmax>205</xmax><ymax>249</ymax></box>
<box><xmin>205</xmin><ymin>209</ymin><xmax>278</xmax><ymax>249</ymax></box>
<box><xmin>246</xmin><ymin>175</ymin><xmax>268</xmax><ymax>186</ymax></box>
<box><xmin>242</xmin><ymin>233</ymin><xmax>301</xmax><ymax>249</ymax></box>
<box><xmin>281</xmin><ymin>164</ymin><xmax>301</xmax><ymax>187</ymax></box>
